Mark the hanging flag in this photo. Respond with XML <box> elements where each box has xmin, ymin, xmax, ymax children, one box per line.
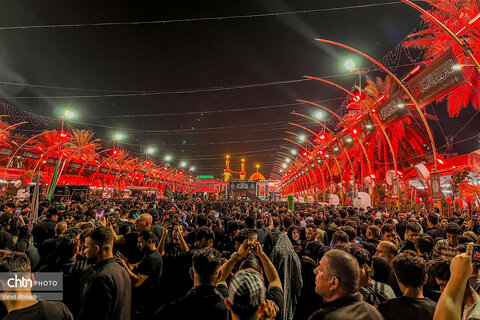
<box><xmin>46</xmin><ymin>159</ymin><xmax>62</xmax><ymax>201</ymax></box>
<box><xmin>164</xmin><ymin>185</ymin><xmax>175</xmax><ymax>200</ymax></box>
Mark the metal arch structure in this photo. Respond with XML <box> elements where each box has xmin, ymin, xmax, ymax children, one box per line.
<box><xmin>302</xmin><ymin>76</ymin><xmax>400</xmax><ymax>180</ymax></box>
<box><xmin>277</xmin><ymin>152</ymin><xmax>310</xmax><ymax>197</ymax></box>
<box><xmin>283</xmin><ymin>137</ymin><xmax>344</xmax><ymax>192</ymax></box>
<box><xmin>280</xmin><ymin>146</ymin><xmax>336</xmax><ymax>196</ymax></box>
<box><xmin>276</xmin><ymin>151</ymin><xmax>321</xmax><ymax>197</ymax></box>
<box><xmin>288</xmin><ymin>119</ymin><xmax>357</xmax><ymax>188</ymax></box>
<box><xmin>314</xmin><ymin>38</ymin><xmax>439</xmax><ymax>172</ymax></box>
<box><xmin>283</xmin><ymin>137</ymin><xmax>344</xmax><ymax>199</ymax></box>
<box><xmin>276</xmin><ymin>147</ymin><xmax>328</xmax><ymax>201</ymax></box>
<box><xmin>77</xmin><ymin>149</ymin><xmax>112</xmax><ymax>178</ymax></box>
<box><xmin>292</xmin><ymin>106</ymin><xmax>374</xmax><ymax>182</ymax></box>
<box><xmin>275</xmin><ymin>153</ymin><xmax>307</xmax><ymax>194</ymax></box>
<box><xmin>284</xmin><ymin>131</ymin><xmax>328</xmax><ymax>198</ymax></box>
<box><xmin>53</xmin><ymin>142</ymin><xmax>101</xmax><ymax>183</ymax></box>
<box><xmin>278</xmin><ymin>150</ymin><xmax>311</xmax><ymax>196</ymax></box>
<box><xmin>402</xmin><ymin>0</ymin><xmax>480</xmax><ymax>73</ymax></box>
<box><xmin>3</xmin><ymin>130</ymin><xmax>56</xmax><ymax>181</ymax></box>
<box><xmin>283</xmin><ymin>132</ymin><xmax>328</xmax><ymax>200</ymax></box>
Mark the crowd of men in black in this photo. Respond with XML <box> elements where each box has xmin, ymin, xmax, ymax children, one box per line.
<box><xmin>0</xmin><ymin>197</ymin><xmax>477</xmax><ymax>320</ymax></box>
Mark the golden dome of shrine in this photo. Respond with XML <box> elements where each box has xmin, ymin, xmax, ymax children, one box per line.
<box><xmin>249</xmin><ymin>171</ymin><xmax>265</xmax><ymax>180</ymax></box>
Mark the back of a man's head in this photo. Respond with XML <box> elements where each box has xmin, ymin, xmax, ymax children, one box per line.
<box><xmin>427</xmin><ymin>213</ymin><xmax>439</xmax><ymax>226</ymax></box>
<box><xmin>323</xmin><ymin>249</ymin><xmax>359</xmax><ymax>296</ymax></box>
<box><xmin>55</xmin><ymin>222</ymin><xmax>68</xmax><ymax>236</ymax></box>
<box><xmin>227</xmin><ymin>269</ymin><xmax>266</xmax><ymax>319</ymax></box>
<box><xmin>332</xmin><ymin>230</ymin><xmax>349</xmax><ymax>246</ymax></box>
<box><xmin>392</xmin><ymin>252</ymin><xmax>426</xmax><ymax>289</ymax></box>
<box><xmin>89</xmin><ymin>226</ymin><xmax>114</xmax><ymax>249</ymax></box>
<box><xmin>192</xmin><ymin>247</ymin><xmax>222</xmax><ymax>284</ymax></box>
<box><xmin>196</xmin><ymin>226</ymin><xmax>215</xmax><ymax>243</ymax></box>
<box><xmin>57</xmin><ymin>232</ymin><xmax>79</xmax><ymax>259</ymax></box>
<box><xmin>0</xmin><ymin>250</ymin><xmax>30</xmax><ymax>273</ymax></box>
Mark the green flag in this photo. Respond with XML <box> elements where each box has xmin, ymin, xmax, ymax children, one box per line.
<box><xmin>46</xmin><ymin>159</ymin><xmax>62</xmax><ymax>201</ymax></box>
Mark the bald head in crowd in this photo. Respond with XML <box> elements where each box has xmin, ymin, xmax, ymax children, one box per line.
<box><xmin>55</xmin><ymin>222</ymin><xmax>68</xmax><ymax>237</ymax></box>
<box><xmin>375</xmin><ymin>241</ymin><xmax>398</xmax><ymax>266</ymax></box>
<box><xmin>135</xmin><ymin>213</ymin><xmax>153</xmax><ymax>232</ymax></box>
<box><xmin>314</xmin><ymin>249</ymin><xmax>360</xmax><ymax>302</ymax></box>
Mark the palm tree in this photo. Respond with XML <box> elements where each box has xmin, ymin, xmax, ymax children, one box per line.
<box><xmin>338</xmin><ymin>75</ymin><xmax>429</xmax><ymax>181</ymax></box>
<box><xmin>403</xmin><ymin>0</ymin><xmax>480</xmax><ymax>116</ymax></box>
<box><xmin>64</xmin><ymin>129</ymin><xmax>100</xmax><ymax>163</ymax></box>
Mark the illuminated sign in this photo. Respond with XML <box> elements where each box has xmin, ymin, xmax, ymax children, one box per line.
<box><xmin>196</xmin><ymin>175</ymin><xmax>214</xmax><ymax>179</ymax></box>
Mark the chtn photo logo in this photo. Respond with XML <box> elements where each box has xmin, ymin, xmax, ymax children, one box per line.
<box><xmin>7</xmin><ymin>274</ymin><xmax>33</xmax><ymax>288</ymax></box>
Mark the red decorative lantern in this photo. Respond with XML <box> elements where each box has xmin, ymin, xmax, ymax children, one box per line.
<box><xmin>403</xmin><ymin>197</ymin><xmax>408</xmax><ymax>202</ymax></box>
<box><xmin>446</xmin><ymin>196</ymin><xmax>452</xmax><ymax>203</ymax></box>
<box><xmin>415</xmin><ymin>197</ymin><xmax>420</xmax><ymax>203</ymax></box>
<box><xmin>455</xmin><ymin>199</ymin><xmax>459</xmax><ymax>203</ymax></box>
<box><xmin>376</xmin><ymin>198</ymin><xmax>381</xmax><ymax>202</ymax></box>
<box><xmin>384</xmin><ymin>197</ymin><xmax>388</xmax><ymax>202</ymax></box>
<box><xmin>466</xmin><ymin>196</ymin><xmax>473</xmax><ymax>203</ymax></box>
<box><xmin>428</xmin><ymin>197</ymin><xmax>433</xmax><ymax>202</ymax></box>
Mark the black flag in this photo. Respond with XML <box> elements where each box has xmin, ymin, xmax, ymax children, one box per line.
<box><xmin>164</xmin><ymin>185</ymin><xmax>175</xmax><ymax>200</ymax></box>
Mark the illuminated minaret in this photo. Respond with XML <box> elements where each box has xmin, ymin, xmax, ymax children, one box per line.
<box><xmin>224</xmin><ymin>155</ymin><xmax>231</xmax><ymax>181</ymax></box>
<box><xmin>240</xmin><ymin>158</ymin><xmax>246</xmax><ymax>180</ymax></box>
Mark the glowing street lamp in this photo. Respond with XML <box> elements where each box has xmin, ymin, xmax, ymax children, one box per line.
<box><xmin>180</xmin><ymin>161</ymin><xmax>187</xmax><ymax>168</ymax></box>
<box><xmin>315</xmin><ymin>111</ymin><xmax>324</xmax><ymax>120</ymax></box>
<box><xmin>190</xmin><ymin>167</ymin><xmax>195</xmax><ymax>171</ymax></box>
<box><xmin>290</xmin><ymin>149</ymin><xmax>297</xmax><ymax>155</ymax></box>
<box><xmin>164</xmin><ymin>155</ymin><xmax>172</xmax><ymax>162</ymax></box>
<box><xmin>64</xmin><ymin>110</ymin><xmax>74</xmax><ymax>119</ymax></box>
<box><xmin>146</xmin><ymin>147</ymin><xmax>155</xmax><ymax>154</ymax></box>
<box><xmin>344</xmin><ymin>59</ymin><xmax>356</xmax><ymax>71</ymax></box>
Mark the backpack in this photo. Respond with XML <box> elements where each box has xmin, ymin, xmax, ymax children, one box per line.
<box><xmin>360</xmin><ymin>281</ymin><xmax>390</xmax><ymax>307</ymax></box>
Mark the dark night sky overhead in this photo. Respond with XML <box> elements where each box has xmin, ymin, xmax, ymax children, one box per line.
<box><xmin>0</xmin><ymin>1</ymin><xmax>477</xmax><ymax>178</ymax></box>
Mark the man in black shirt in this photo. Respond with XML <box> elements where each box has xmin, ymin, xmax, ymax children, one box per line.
<box><xmin>425</xmin><ymin>213</ymin><xmax>446</xmax><ymax>240</ymax></box>
<box><xmin>400</xmin><ymin>222</ymin><xmax>421</xmax><ymax>252</ymax></box>
<box><xmin>0</xmin><ymin>250</ymin><xmax>73</xmax><ymax>320</ymax></box>
<box><xmin>360</xmin><ymin>225</ymin><xmax>380</xmax><ymax>257</ymax></box>
<box><xmin>81</xmin><ymin>226</ymin><xmax>131</xmax><ymax>320</ymax></box>
<box><xmin>110</xmin><ymin>213</ymin><xmax>152</xmax><ymax>264</ymax></box>
<box><xmin>154</xmin><ymin>247</ymin><xmax>228</xmax><ymax>320</ymax></box>
<box><xmin>308</xmin><ymin>249</ymin><xmax>383</xmax><ymax>320</ymax></box>
<box><xmin>117</xmin><ymin>229</ymin><xmax>162</xmax><ymax>319</ymax></box>
<box><xmin>38</xmin><ymin>231</ymin><xmax>94</xmax><ymax>320</ymax></box>
<box><xmin>378</xmin><ymin>252</ymin><xmax>436</xmax><ymax>320</ymax></box>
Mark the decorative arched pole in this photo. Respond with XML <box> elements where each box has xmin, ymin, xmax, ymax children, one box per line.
<box><xmin>280</xmin><ymin>145</ymin><xmax>336</xmax><ymax>196</ymax></box>
<box><xmin>284</xmin><ymin>131</ymin><xmax>327</xmax><ymax>200</ymax></box>
<box><xmin>278</xmin><ymin>147</ymin><xmax>322</xmax><ymax>199</ymax></box>
<box><xmin>402</xmin><ymin>0</ymin><xmax>480</xmax><ymax>73</ymax></box>
<box><xmin>3</xmin><ymin>130</ymin><xmax>56</xmax><ymax>181</ymax></box>
<box><xmin>314</xmin><ymin>38</ymin><xmax>440</xmax><ymax>210</ymax></box>
<box><xmin>288</xmin><ymin>120</ymin><xmax>357</xmax><ymax>189</ymax></box>
<box><xmin>0</xmin><ymin>122</ymin><xmax>28</xmax><ymax>143</ymax></box>
<box><xmin>278</xmin><ymin>143</ymin><xmax>328</xmax><ymax>201</ymax></box>
<box><xmin>53</xmin><ymin>142</ymin><xmax>99</xmax><ymax>184</ymax></box>
<box><xmin>301</xmin><ymin>77</ymin><xmax>398</xmax><ymax>177</ymax></box>
<box><xmin>284</xmin><ymin>137</ymin><xmax>345</xmax><ymax>203</ymax></box>
<box><xmin>291</xmin><ymin>112</ymin><xmax>374</xmax><ymax>205</ymax></box>
<box><xmin>278</xmin><ymin>150</ymin><xmax>311</xmax><ymax>197</ymax></box>
<box><xmin>285</xmin><ymin>131</ymin><xmax>326</xmax><ymax>201</ymax></box>
<box><xmin>300</xmin><ymin>77</ymin><xmax>399</xmax><ymax>207</ymax></box>
<box><xmin>277</xmin><ymin>151</ymin><xmax>310</xmax><ymax>197</ymax></box>
<box><xmin>276</xmin><ymin>153</ymin><xmax>310</xmax><ymax>197</ymax></box>
<box><xmin>114</xmin><ymin>159</ymin><xmax>143</xmax><ymax>186</ymax></box>
<box><xmin>291</xmin><ymin>113</ymin><xmax>372</xmax><ymax>180</ymax></box>
<box><xmin>282</xmin><ymin>133</ymin><xmax>322</xmax><ymax>197</ymax></box>
<box><xmin>89</xmin><ymin>154</ymin><xmax>126</xmax><ymax>186</ymax></box>
<box><xmin>77</xmin><ymin>149</ymin><xmax>112</xmax><ymax>181</ymax></box>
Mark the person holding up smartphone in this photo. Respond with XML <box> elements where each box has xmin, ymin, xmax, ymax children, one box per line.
<box><xmin>433</xmin><ymin>243</ymin><xmax>480</xmax><ymax>320</ymax></box>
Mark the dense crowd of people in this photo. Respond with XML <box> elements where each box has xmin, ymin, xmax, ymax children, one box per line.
<box><xmin>0</xmin><ymin>196</ymin><xmax>477</xmax><ymax>320</ymax></box>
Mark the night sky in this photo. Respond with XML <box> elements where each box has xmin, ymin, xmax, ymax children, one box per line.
<box><xmin>0</xmin><ymin>1</ymin><xmax>477</xmax><ymax>178</ymax></box>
